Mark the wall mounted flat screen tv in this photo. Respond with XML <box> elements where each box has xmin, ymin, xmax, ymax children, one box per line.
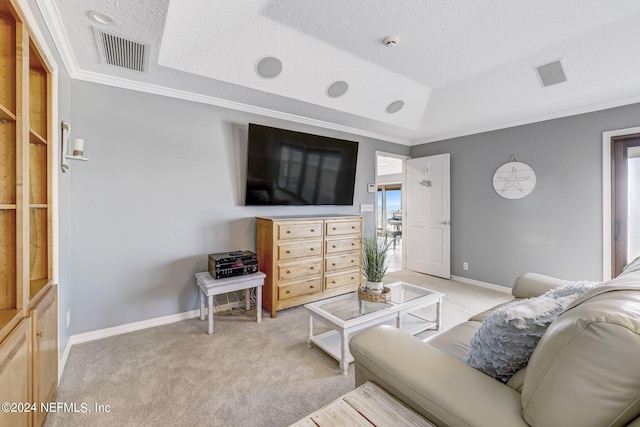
<box><xmin>245</xmin><ymin>124</ymin><xmax>359</xmax><ymax>206</ymax></box>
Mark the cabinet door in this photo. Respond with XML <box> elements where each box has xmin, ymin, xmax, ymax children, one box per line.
<box><xmin>0</xmin><ymin>318</ymin><xmax>31</xmax><ymax>427</ymax></box>
<box><xmin>31</xmin><ymin>286</ymin><xmax>57</xmax><ymax>427</ymax></box>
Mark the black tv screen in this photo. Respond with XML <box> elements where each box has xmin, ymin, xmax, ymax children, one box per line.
<box><xmin>245</xmin><ymin>124</ymin><xmax>358</xmax><ymax>206</ymax></box>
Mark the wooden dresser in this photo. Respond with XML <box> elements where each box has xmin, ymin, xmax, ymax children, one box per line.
<box><xmin>256</xmin><ymin>215</ymin><xmax>363</xmax><ymax>317</ymax></box>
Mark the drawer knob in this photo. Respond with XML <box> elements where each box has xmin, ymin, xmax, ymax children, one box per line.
<box><xmin>310</xmin><ymin>229</ymin><xmax>315</xmax><ymax>232</ymax></box>
<box><xmin>332</xmin><ymin>263</ymin><xmax>336</xmax><ymax>266</ymax></box>
<box><xmin>351</xmin><ymin>243</ymin><xmax>355</xmax><ymax>246</ymax></box>
<box><xmin>351</xmin><ymin>260</ymin><xmax>354</xmax><ymax>263</ymax></box>
<box><xmin>310</xmin><ymin>285</ymin><xmax>315</xmax><ymax>289</ymax></box>
<box><xmin>287</xmin><ymin>230</ymin><xmax>291</xmax><ymax>234</ymax></box>
<box><xmin>352</xmin><ymin>226</ymin><xmax>356</xmax><ymax>229</ymax></box>
<box><xmin>286</xmin><ymin>250</ymin><xmax>291</xmax><ymax>254</ymax></box>
<box><xmin>332</xmin><ymin>280</ymin><xmax>336</xmax><ymax>284</ymax></box>
<box><xmin>332</xmin><ymin>227</ymin><xmax>337</xmax><ymax>230</ymax></box>
<box><xmin>332</xmin><ymin>245</ymin><xmax>336</xmax><ymax>248</ymax></box>
<box><xmin>286</xmin><ymin>290</ymin><xmax>291</xmax><ymax>294</ymax></box>
<box><xmin>351</xmin><ymin>277</ymin><xmax>355</xmax><ymax>280</ymax></box>
<box><xmin>310</xmin><ymin>266</ymin><xmax>314</xmax><ymax>270</ymax></box>
<box><xmin>286</xmin><ymin>270</ymin><xmax>291</xmax><ymax>274</ymax></box>
<box><xmin>36</xmin><ymin>330</ymin><xmax>43</xmax><ymax>337</ymax></box>
<box><xmin>310</xmin><ymin>248</ymin><xmax>314</xmax><ymax>251</ymax></box>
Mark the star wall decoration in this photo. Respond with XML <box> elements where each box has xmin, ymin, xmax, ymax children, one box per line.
<box><xmin>492</xmin><ymin>160</ymin><xmax>536</xmax><ymax>199</ymax></box>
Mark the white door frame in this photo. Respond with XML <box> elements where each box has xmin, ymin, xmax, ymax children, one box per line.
<box><xmin>602</xmin><ymin>126</ymin><xmax>640</xmax><ymax>281</ymax></box>
<box><xmin>375</xmin><ymin>151</ymin><xmax>409</xmax><ymax>269</ymax></box>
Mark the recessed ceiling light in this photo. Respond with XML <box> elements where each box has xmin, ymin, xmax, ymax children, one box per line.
<box><xmin>255</xmin><ymin>56</ymin><xmax>283</xmax><ymax>79</ymax></box>
<box><xmin>87</xmin><ymin>10</ymin><xmax>116</xmax><ymax>26</ymax></box>
<box><xmin>326</xmin><ymin>81</ymin><xmax>349</xmax><ymax>98</ymax></box>
<box><xmin>386</xmin><ymin>100</ymin><xmax>404</xmax><ymax>114</ymax></box>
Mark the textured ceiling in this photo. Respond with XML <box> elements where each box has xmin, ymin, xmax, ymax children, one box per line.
<box><xmin>38</xmin><ymin>0</ymin><xmax>640</xmax><ymax>145</ymax></box>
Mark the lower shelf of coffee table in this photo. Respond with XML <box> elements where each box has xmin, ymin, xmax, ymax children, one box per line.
<box><xmin>311</xmin><ymin>313</ymin><xmax>437</xmax><ymax>364</ymax></box>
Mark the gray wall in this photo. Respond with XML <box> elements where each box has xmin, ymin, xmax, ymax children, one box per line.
<box><xmin>65</xmin><ymin>80</ymin><xmax>409</xmax><ymax>334</ymax></box>
<box><xmin>411</xmin><ymin>102</ymin><xmax>640</xmax><ymax>287</ymax></box>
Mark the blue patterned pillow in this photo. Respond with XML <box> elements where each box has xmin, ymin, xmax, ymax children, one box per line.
<box><xmin>466</xmin><ymin>280</ymin><xmax>600</xmax><ymax>383</ymax></box>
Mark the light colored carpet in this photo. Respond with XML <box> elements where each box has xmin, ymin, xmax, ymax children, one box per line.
<box><xmin>44</xmin><ymin>270</ymin><xmax>511</xmax><ymax>427</ymax></box>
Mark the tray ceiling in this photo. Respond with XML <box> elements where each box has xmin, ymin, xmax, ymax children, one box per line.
<box><xmin>38</xmin><ymin>0</ymin><xmax>640</xmax><ymax>145</ymax></box>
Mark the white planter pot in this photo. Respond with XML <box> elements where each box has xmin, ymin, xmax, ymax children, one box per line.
<box><xmin>365</xmin><ymin>280</ymin><xmax>384</xmax><ymax>294</ymax></box>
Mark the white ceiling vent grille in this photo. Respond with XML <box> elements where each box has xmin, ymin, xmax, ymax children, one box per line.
<box><xmin>94</xmin><ymin>28</ymin><xmax>149</xmax><ymax>72</ymax></box>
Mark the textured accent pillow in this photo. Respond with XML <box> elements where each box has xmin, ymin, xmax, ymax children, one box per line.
<box><xmin>465</xmin><ymin>280</ymin><xmax>600</xmax><ymax>383</ymax></box>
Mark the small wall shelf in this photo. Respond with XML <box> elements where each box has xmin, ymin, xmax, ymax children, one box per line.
<box><xmin>60</xmin><ymin>121</ymin><xmax>89</xmax><ymax>171</ymax></box>
<box><xmin>64</xmin><ymin>154</ymin><xmax>89</xmax><ymax>162</ymax></box>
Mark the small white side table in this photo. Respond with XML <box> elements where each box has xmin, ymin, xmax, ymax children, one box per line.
<box><xmin>195</xmin><ymin>271</ymin><xmax>266</xmax><ymax>335</ymax></box>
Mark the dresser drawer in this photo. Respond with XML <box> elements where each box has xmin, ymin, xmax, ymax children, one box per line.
<box><xmin>277</xmin><ymin>221</ymin><xmax>323</xmax><ymax>240</ymax></box>
<box><xmin>326</xmin><ymin>219</ymin><xmax>362</xmax><ymax>236</ymax></box>
<box><xmin>278</xmin><ymin>240</ymin><xmax>322</xmax><ymax>261</ymax></box>
<box><xmin>279</xmin><ymin>279</ymin><xmax>322</xmax><ymax>300</ymax></box>
<box><xmin>325</xmin><ymin>253</ymin><xmax>360</xmax><ymax>273</ymax></box>
<box><xmin>325</xmin><ymin>237</ymin><xmax>360</xmax><ymax>254</ymax></box>
<box><xmin>277</xmin><ymin>259</ymin><xmax>323</xmax><ymax>281</ymax></box>
<box><xmin>325</xmin><ymin>270</ymin><xmax>361</xmax><ymax>290</ymax></box>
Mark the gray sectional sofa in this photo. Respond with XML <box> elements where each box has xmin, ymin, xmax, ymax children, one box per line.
<box><xmin>349</xmin><ymin>261</ymin><xmax>640</xmax><ymax>427</ymax></box>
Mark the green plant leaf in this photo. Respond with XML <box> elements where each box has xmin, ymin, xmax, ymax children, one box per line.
<box><xmin>361</xmin><ymin>234</ymin><xmax>394</xmax><ymax>282</ymax></box>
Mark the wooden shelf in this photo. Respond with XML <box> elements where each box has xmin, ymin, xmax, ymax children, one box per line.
<box><xmin>0</xmin><ymin>308</ymin><xmax>21</xmax><ymax>343</ymax></box>
<box><xmin>29</xmin><ymin>279</ymin><xmax>50</xmax><ymax>302</ymax></box>
<box><xmin>0</xmin><ymin>104</ymin><xmax>15</xmax><ymax>122</ymax></box>
<box><xmin>1</xmin><ymin>2</ymin><xmax>56</xmax><ymax>424</ymax></box>
<box><xmin>29</xmin><ymin>128</ymin><xmax>46</xmax><ymax>145</ymax></box>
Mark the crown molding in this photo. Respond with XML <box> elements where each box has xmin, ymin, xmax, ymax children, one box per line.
<box><xmin>73</xmin><ymin>69</ymin><xmax>414</xmax><ymax>145</ymax></box>
<box><xmin>414</xmin><ymin>91</ymin><xmax>640</xmax><ymax>145</ymax></box>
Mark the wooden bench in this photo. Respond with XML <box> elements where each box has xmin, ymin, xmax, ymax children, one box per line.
<box><xmin>291</xmin><ymin>381</ymin><xmax>434</xmax><ymax>427</ymax></box>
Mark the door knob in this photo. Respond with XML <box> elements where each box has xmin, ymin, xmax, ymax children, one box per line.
<box><xmin>440</xmin><ymin>220</ymin><xmax>450</xmax><ymax>225</ymax></box>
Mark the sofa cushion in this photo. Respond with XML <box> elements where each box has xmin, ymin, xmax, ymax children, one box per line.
<box><xmin>466</xmin><ymin>280</ymin><xmax>600</xmax><ymax>383</ymax></box>
<box><xmin>469</xmin><ymin>300</ymin><xmax>513</xmax><ymax>323</ymax></box>
<box><xmin>426</xmin><ymin>321</ymin><xmax>481</xmax><ymax>361</ymax></box>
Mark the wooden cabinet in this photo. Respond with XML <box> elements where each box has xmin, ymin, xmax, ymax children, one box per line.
<box><xmin>0</xmin><ymin>0</ymin><xmax>57</xmax><ymax>425</ymax></box>
<box><xmin>0</xmin><ymin>318</ymin><xmax>31</xmax><ymax>427</ymax></box>
<box><xmin>256</xmin><ymin>215</ymin><xmax>363</xmax><ymax>317</ymax></box>
<box><xmin>30</xmin><ymin>287</ymin><xmax>57</xmax><ymax>427</ymax></box>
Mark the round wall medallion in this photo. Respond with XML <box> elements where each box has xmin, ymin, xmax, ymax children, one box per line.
<box><xmin>492</xmin><ymin>161</ymin><xmax>536</xmax><ymax>199</ymax></box>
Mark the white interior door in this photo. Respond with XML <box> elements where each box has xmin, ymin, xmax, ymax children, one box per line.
<box><xmin>405</xmin><ymin>153</ymin><xmax>451</xmax><ymax>278</ymax></box>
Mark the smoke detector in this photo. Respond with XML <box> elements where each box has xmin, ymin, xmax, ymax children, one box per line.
<box><xmin>383</xmin><ymin>36</ymin><xmax>399</xmax><ymax>47</ymax></box>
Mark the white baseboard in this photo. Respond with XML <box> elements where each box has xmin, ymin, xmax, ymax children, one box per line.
<box><xmin>451</xmin><ymin>275</ymin><xmax>511</xmax><ymax>294</ymax></box>
<box><xmin>58</xmin><ymin>300</ymin><xmax>244</xmax><ymax>379</ymax></box>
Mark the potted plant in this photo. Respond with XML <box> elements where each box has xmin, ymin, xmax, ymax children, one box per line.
<box><xmin>361</xmin><ymin>234</ymin><xmax>394</xmax><ymax>294</ymax></box>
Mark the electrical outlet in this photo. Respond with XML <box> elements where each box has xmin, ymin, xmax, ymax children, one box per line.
<box><xmin>463</xmin><ymin>262</ymin><xmax>469</xmax><ymax>271</ymax></box>
<box><xmin>66</xmin><ymin>309</ymin><xmax>71</xmax><ymax>328</ymax></box>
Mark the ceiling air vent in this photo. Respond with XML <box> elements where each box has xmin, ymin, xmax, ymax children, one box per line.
<box><xmin>534</xmin><ymin>59</ymin><xmax>567</xmax><ymax>88</ymax></box>
<box><xmin>94</xmin><ymin>28</ymin><xmax>149</xmax><ymax>72</ymax></box>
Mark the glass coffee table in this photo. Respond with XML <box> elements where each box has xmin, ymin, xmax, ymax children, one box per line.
<box><xmin>305</xmin><ymin>282</ymin><xmax>444</xmax><ymax>374</ymax></box>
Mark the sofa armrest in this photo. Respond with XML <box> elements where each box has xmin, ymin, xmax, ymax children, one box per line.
<box><xmin>349</xmin><ymin>326</ymin><xmax>528</xmax><ymax>427</ymax></box>
<box><xmin>511</xmin><ymin>272</ymin><xmax>567</xmax><ymax>298</ymax></box>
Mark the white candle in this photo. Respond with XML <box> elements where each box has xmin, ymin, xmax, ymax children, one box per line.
<box><xmin>73</xmin><ymin>138</ymin><xmax>84</xmax><ymax>152</ymax></box>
